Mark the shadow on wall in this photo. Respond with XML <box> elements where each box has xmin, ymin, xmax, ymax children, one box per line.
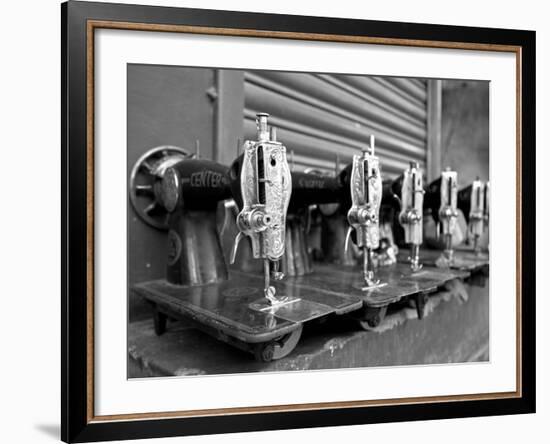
<box><xmin>441</xmin><ymin>80</ymin><xmax>489</xmax><ymax>187</ymax></box>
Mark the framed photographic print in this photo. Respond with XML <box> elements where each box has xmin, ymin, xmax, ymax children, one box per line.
<box><xmin>61</xmin><ymin>0</ymin><xmax>535</xmax><ymax>442</ymax></box>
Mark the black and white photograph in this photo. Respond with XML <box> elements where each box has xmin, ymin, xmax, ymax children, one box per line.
<box><xmin>0</xmin><ymin>0</ymin><xmax>544</xmax><ymax>442</ymax></box>
<box><xmin>127</xmin><ymin>65</ymin><xmax>490</xmax><ymax>377</ymax></box>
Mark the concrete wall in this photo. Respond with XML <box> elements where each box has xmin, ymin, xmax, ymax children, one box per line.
<box><xmin>441</xmin><ymin>80</ymin><xmax>490</xmax><ymax>187</ymax></box>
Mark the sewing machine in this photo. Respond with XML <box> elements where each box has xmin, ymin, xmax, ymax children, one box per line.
<box><xmin>133</xmin><ymin>113</ymin><xmax>370</xmax><ymax>362</ymax></box>
<box><xmin>130</xmin><ymin>134</ymin><xmax>304</xmax><ymax>361</ymax></box>
<box><xmin>285</xmin><ymin>137</ymin><xmax>468</xmax><ymax>329</ymax></box>
<box><xmin>419</xmin><ymin>169</ymin><xmax>489</xmax><ymax>273</ymax></box>
<box><xmin>457</xmin><ymin>178</ymin><xmax>490</xmax><ymax>254</ymax></box>
<box><xmin>397</xmin><ymin>162</ymin><xmax>424</xmax><ymax>271</ymax></box>
<box><xmin>228</xmin><ymin>114</ymin><xmax>298</xmax><ymax>309</ymax></box>
<box><xmin>228</xmin><ymin>148</ymin><xmax>345</xmax><ymax>278</ymax></box>
<box><xmin>344</xmin><ymin>135</ymin><xmax>386</xmax><ymax>290</ymax></box>
<box><xmin>130</xmin><ymin>124</ymin><xmax>475</xmax><ymax>358</ymax></box>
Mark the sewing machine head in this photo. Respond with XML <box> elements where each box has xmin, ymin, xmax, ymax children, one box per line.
<box><xmin>344</xmin><ymin>135</ymin><xmax>385</xmax><ymax>290</ymax></box>
<box><xmin>161</xmin><ymin>158</ymin><xmax>232</xmax><ymax>286</ymax></box>
<box><xmin>484</xmin><ymin>181</ymin><xmax>490</xmax><ymax>229</ymax></box>
<box><xmin>288</xmin><ymin>170</ymin><xmax>342</xmax><ymax>212</ymax></box>
<box><xmin>398</xmin><ymin>162</ymin><xmax>425</xmax><ymax>271</ymax></box>
<box><xmin>464</xmin><ymin>178</ymin><xmax>487</xmax><ymax>253</ymax></box>
<box><xmin>436</xmin><ymin>168</ymin><xmax>459</xmax><ymax>262</ymax></box>
<box><xmin>130</xmin><ymin>145</ymin><xmax>232</xmax><ymax>287</ymax></box>
<box><xmin>229</xmin><ymin>113</ymin><xmax>294</xmax><ymax>306</ymax></box>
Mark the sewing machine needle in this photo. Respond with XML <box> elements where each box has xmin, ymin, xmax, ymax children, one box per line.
<box><xmin>264</xmin><ymin>258</ymin><xmax>270</xmax><ymax>291</ymax></box>
<box><xmin>363</xmin><ymin>246</ymin><xmax>369</xmax><ymax>285</ymax></box>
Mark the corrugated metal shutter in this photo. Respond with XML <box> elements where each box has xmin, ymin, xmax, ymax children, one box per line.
<box><xmin>243</xmin><ymin>71</ymin><xmax>427</xmax><ymax>178</ymax></box>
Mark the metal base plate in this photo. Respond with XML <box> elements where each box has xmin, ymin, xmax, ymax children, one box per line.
<box><xmin>407</xmin><ymin>248</ymin><xmax>489</xmax><ymax>271</ymax></box>
<box><xmin>288</xmin><ymin>263</ymin><xmax>467</xmax><ymax>308</ymax></box>
<box><xmin>133</xmin><ymin>271</ymin><xmax>363</xmax><ymax>344</ymax></box>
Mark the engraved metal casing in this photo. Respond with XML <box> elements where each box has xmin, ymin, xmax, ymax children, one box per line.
<box><xmin>236</xmin><ymin>134</ymin><xmax>292</xmax><ymax>262</ymax></box>
<box><xmin>347</xmin><ymin>149</ymin><xmax>382</xmax><ymax>250</ymax></box>
<box><xmin>468</xmin><ymin>179</ymin><xmax>485</xmax><ymax>239</ymax></box>
<box><xmin>438</xmin><ymin>169</ymin><xmax>459</xmax><ymax>237</ymax></box>
<box><xmin>399</xmin><ymin>163</ymin><xmax>424</xmax><ymax>246</ymax></box>
<box><xmin>483</xmin><ymin>181</ymin><xmax>490</xmax><ymax>229</ymax></box>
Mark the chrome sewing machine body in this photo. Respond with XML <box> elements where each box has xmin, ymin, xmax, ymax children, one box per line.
<box><xmin>344</xmin><ymin>135</ymin><xmax>385</xmax><ymax>290</ymax></box>
<box><xmin>466</xmin><ymin>179</ymin><xmax>487</xmax><ymax>253</ymax></box>
<box><xmin>457</xmin><ymin>178</ymin><xmax>490</xmax><ymax>254</ymax></box>
<box><xmin>384</xmin><ymin>164</ymin><xmax>470</xmax><ymax>320</ymax></box>
<box><xmin>437</xmin><ymin>168</ymin><xmax>459</xmax><ymax>264</ymax></box>
<box><xmin>416</xmin><ymin>169</ymin><xmax>489</xmax><ymax>275</ymax></box>
<box><xmin>451</xmin><ymin>178</ymin><xmax>490</xmax><ymax>274</ymax></box>
<box><xmin>398</xmin><ymin>161</ymin><xmax>425</xmax><ymax>272</ymax></box>
<box><xmin>304</xmin><ymin>138</ymin><xmax>467</xmax><ymax>329</ymax></box>
<box><xmin>230</xmin><ymin>113</ymin><xmax>294</xmax><ymax>308</ymax></box>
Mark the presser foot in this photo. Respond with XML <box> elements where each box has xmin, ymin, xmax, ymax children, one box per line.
<box><xmin>356</xmin><ymin>248</ymin><xmax>388</xmax><ymax>291</ymax></box>
<box><xmin>354</xmin><ymin>273</ymin><xmax>388</xmax><ymax>291</ymax></box>
<box><xmin>436</xmin><ymin>250</ymin><xmax>455</xmax><ymax>268</ymax></box>
<box><xmin>249</xmin><ymin>286</ymin><xmax>301</xmax><ymax>311</ymax></box>
<box><xmin>409</xmin><ymin>259</ymin><xmax>423</xmax><ymax>273</ymax></box>
<box><xmin>359</xmin><ymin>282</ymin><xmax>388</xmax><ymax>291</ymax></box>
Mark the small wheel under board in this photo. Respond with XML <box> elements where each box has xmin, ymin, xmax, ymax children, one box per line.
<box><xmin>253</xmin><ymin>326</ymin><xmax>303</xmax><ymax>362</ymax></box>
<box><xmin>356</xmin><ymin>306</ymin><xmax>388</xmax><ymax>331</ymax></box>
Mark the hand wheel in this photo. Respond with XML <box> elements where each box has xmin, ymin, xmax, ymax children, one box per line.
<box><xmin>129</xmin><ymin>145</ymin><xmax>191</xmax><ymax>230</ymax></box>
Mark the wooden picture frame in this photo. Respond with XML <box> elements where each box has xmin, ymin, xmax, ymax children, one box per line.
<box><xmin>62</xmin><ymin>1</ymin><xmax>535</xmax><ymax>442</ymax></box>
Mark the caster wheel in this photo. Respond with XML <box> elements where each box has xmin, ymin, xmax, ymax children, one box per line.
<box><xmin>253</xmin><ymin>326</ymin><xmax>303</xmax><ymax>362</ymax></box>
<box><xmin>357</xmin><ymin>306</ymin><xmax>387</xmax><ymax>331</ymax></box>
<box><xmin>254</xmin><ymin>343</ymin><xmax>275</xmax><ymax>362</ymax></box>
